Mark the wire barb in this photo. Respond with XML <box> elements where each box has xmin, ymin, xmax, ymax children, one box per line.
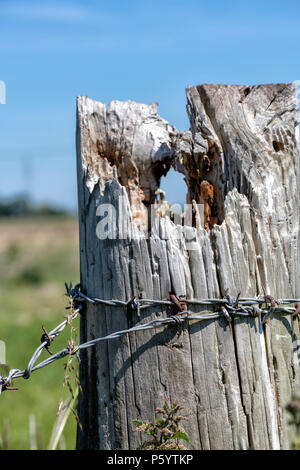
<box><xmin>292</xmin><ymin>303</ymin><xmax>300</xmax><ymax>319</ymax></box>
<box><xmin>168</xmin><ymin>293</ymin><xmax>186</xmax><ymax>313</ymax></box>
<box><xmin>262</xmin><ymin>295</ymin><xmax>276</xmax><ymax>324</ymax></box>
<box><xmin>41</xmin><ymin>325</ymin><xmax>54</xmax><ymax>356</ymax></box>
<box><xmin>126</xmin><ymin>297</ymin><xmax>139</xmax><ymax>317</ymax></box>
<box><xmin>220</xmin><ymin>305</ymin><xmax>232</xmax><ymax>324</ymax></box>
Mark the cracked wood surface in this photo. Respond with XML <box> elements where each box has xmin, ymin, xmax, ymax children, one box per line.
<box><xmin>76</xmin><ymin>84</ymin><xmax>300</xmax><ymax>450</ymax></box>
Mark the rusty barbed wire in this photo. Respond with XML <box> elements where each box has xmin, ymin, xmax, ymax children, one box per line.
<box><xmin>0</xmin><ymin>283</ymin><xmax>299</xmax><ymax>394</ymax></box>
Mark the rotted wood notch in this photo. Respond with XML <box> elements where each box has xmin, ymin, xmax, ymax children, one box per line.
<box><xmin>76</xmin><ymin>94</ymin><xmax>227</xmax><ymax>231</ymax></box>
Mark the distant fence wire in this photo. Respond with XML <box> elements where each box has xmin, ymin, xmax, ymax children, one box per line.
<box><xmin>1</xmin><ymin>282</ymin><xmax>299</xmax><ymax>394</ymax></box>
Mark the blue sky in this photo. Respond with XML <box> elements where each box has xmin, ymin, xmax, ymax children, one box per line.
<box><xmin>0</xmin><ymin>0</ymin><xmax>300</xmax><ymax>210</ymax></box>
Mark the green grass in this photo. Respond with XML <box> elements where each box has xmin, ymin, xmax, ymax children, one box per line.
<box><xmin>0</xmin><ymin>216</ymin><xmax>80</xmax><ymax>449</ymax></box>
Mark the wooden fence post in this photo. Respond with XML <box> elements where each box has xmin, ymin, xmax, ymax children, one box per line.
<box><xmin>76</xmin><ymin>84</ymin><xmax>300</xmax><ymax>450</ymax></box>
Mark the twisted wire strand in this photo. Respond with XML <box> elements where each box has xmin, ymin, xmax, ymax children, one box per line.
<box><xmin>0</xmin><ymin>285</ymin><xmax>299</xmax><ymax>394</ymax></box>
<box><xmin>75</xmin><ymin>291</ymin><xmax>300</xmax><ymax>308</ymax></box>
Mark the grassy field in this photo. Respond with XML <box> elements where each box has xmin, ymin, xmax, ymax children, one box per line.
<box><xmin>0</xmin><ymin>216</ymin><xmax>80</xmax><ymax>450</ymax></box>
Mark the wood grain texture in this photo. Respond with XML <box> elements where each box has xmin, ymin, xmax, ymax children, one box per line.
<box><xmin>76</xmin><ymin>84</ymin><xmax>300</xmax><ymax>450</ymax></box>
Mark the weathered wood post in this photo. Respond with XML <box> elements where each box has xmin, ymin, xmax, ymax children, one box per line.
<box><xmin>76</xmin><ymin>84</ymin><xmax>300</xmax><ymax>450</ymax></box>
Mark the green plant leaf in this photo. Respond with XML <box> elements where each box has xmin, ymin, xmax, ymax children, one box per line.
<box><xmin>172</xmin><ymin>431</ymin><xmax>190</xmax><ymax>443</ymax></box>
<box><xmin>133</xmin><ymin>419</ymin><xmax>144</xmax><ymax>426</ymax></box>
<box><xmin>155</xmin><ymin>419</ymin><xmax>165</xmax><ymax>426</ymax></box>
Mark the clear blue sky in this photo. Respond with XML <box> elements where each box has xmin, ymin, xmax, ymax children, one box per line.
<box><xmin>0</xmin><ymin>0</ymin><xmax>300</xmax><ymax>210</ymax></box>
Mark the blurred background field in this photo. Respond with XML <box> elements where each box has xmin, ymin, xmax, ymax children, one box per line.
<box><xmin>0</xmin><ymin>215</ymin><xmax>79</xmax><ymax>449</ymax></box>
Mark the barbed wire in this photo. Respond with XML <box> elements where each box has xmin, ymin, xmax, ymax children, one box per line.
<box><xmin>0</xmin><ymin>283</ymin><xmax>299</xmax><ymax>394</ymax></box>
